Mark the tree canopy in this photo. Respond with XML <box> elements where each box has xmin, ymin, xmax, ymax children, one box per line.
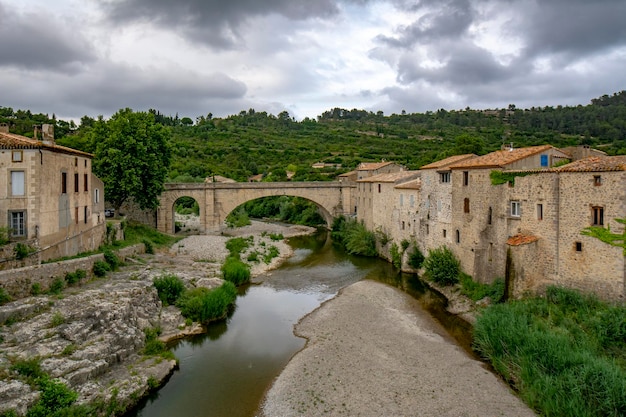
<box><xmin>92</xmin><ymin>108</ymin><xmax>171</xmax><ymax>211</ymax></box>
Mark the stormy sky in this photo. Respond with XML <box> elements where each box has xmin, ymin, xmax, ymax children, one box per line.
<box><xmin>1</xmin><ymin>0</ymin><xmax>625</xmax><ymax>121</ymax></box>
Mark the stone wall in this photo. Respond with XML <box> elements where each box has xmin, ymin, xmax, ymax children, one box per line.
<box><xmin>0</xmin><ymin>244</ymin><xmax>144</xmax><ymax>303</ymax></box>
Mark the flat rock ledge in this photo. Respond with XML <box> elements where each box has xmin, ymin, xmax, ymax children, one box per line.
<box><xmin>260</xmin><ymin>280</ymin><xmax>536</xmax><ymax>417</ymax></box>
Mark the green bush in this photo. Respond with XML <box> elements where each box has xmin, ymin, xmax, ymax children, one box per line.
<box><xmin>92</xmin><ymin>260</ymin><xmax>110</xmax><ymax>277</ymax></box>
<box><xmin>153</xmin><ymin>274</ymin><xmax>186</xmax><ymax>305</ymax></box>
<box><xmin>247</xmin><ymin>251</ymin><xmax>259</xmax><ymax>262</ymax></box>
<box><xmin>48</xmin><ymin>278</ymin><xmax>65</xmax><ymax>295</ymax></box>
<box><xmin>473</xmin><ymin>287</ymin><xmax>626</xmax><ymax>417</ymax></box>
<box><xmin>30</xmin><ymin>283</ymin><xmax>42</xmax><ymax>296</ymax></box>
<box><xmin>222</xmin><ymin>256</ymin><xmax>251</xmax><ymax>285</ymax></box>
<box><xmin>390</xmin><ymin>243</ymin><xmax>402</xmax><ymax>268</ymax></box>
<box><xmin>103</xmin><ymin>250</ymin><xmax>120</xmax><ymax>270</ymax></box>
<box><xmin>225</xmin><ymin>237</ymin><xmax>252</xmax><ymax>257</ymax></box>
<box><xmin>142</xmin><ymin>239</ymin><xmax>155</xmax><ymax>254</ymax></box>
<box><xmin>177</xmin><ymin>282</ymin><xmax>237</xmax><ymax>324</ymax></box>
<box><xmin>263</xmin><ymin>245</ymin><xmax>280</xmax><ymax>264</ymax></box>
<box><xmin>423</xmin><ymin>246</ymin><xmax>460</xmax><ymax>285</ymax></box>
<box><xmin>269</xmin><ymin>233</ymin><xmax>283</xmax><ymax>241</ymax></box>
<box><xmin>407</xmin><ymin>245</ymin><xmax>425</xmax><ymax>269</ymax></box>
<box><xmin>26</xmin><ymin>375</ymin><xmax>78</xmax><ymax>417</ymax></box>
<box><xmin>332</xmin><ymin>218</ymin><xmax>377</xmax><ymax>257</ymax></box>
<box><xmin>10</xmin><ymin>358</ymin><xmax>44</xmax><ymax>381</ymax></box>
<box><xmin>14</xmin><ymin>243</ymin><xmax>34</xmax><ymax>260</ymax></box>
<box><xmin>226</xmin><ymin>207</ymin><xmax>251</xmax><ymax>228</ymax></box>
<box><xmin>64</xmin><ymin>269</ymin><xmax>86</xmax><ymax>285</ymax></box>
<box><xmin>460</xmin><ymin>274</ymin><xmax>505</xmax><ymax>302</ymax></box>
<box><xmin>0</xmin><ymin>287</ymin><xmax>11</xmax><ymax>305</ymax></box>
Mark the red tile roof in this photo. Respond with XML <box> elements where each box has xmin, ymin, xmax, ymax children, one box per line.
<box><xmin>450</xmin><ymin>145</ymin><xmax>553</xmax><ymax>169</ymax></box>
<box><xmin>357</xmin><ymin>170</ymin><xmax>419</xmax><ymax>183</ymax></box>
<box><xmin>357</xmin><ymin>161</ymin><xmax>395</xmax><ymax>171</ymax></box>
<box><xmin>0</xmin><ymin>131</ymin><xmax>93</xmax><ymax>157</ymax></box>
<box><xmin>507</xmin><ymin>234</ymin><xmax>540</xmax><ymax>246</ymax></box>
<box><xmin>420</xmin><ymin>154</ymin><xmax>477</xmax><ymax>169</ymax></box>
<box><xmin>554</xmin><ymin>156</ymin><xmax>626</xmax><ymax>172</ymax></box>
<box><xmin>394</xmin><ymin>178</ymin><xmax>421</xmax><ymax>190</ymax></box>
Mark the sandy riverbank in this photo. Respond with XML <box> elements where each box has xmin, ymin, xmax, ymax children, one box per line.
<box><xmin>260</xmin><ymin>280</ymin><xmax>536</xmax><ymax>417</ymax></box>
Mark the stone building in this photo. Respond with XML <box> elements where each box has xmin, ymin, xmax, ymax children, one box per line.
<box><xmin>0</xmin><ymin>124</ymin><xmax>105</xmax><ymax>264</ymax></box>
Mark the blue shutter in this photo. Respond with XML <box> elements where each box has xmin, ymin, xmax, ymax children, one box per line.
<box><xmin>540</xmin><ymin>154</ymin><xmax>548</xmax><ymax>167</ymax></box>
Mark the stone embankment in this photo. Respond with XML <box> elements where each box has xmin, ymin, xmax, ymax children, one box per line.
<box><xmin>0</xmin><ymin>221</ymin><xmax>314</xmax><ymax>416</ymax></box>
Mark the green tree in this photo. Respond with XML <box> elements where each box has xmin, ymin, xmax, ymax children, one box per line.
<box><xmin>92</xmin><ymin>108</ymin><xmax>171</xmax><ymax>211</ymax></box>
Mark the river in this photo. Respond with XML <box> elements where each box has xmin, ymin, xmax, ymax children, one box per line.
<box><xmin>126</xmin><ymin>231</ymin><xmax>472</xmax><ymax>417</ymax></box>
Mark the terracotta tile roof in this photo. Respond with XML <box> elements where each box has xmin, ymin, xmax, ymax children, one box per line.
<box><xmin>394</xmin><ymin>178</ymin><xmax>421</xmax><ymax>190</ymax></box>
<box><xmin>357</xmin><ymin>161</ymin><xmax>395</xmax><ymax>171</ymax></box>
<box><xmin>554</xmin><ymin>156</ymin><xmax>626</xmax><ymax>172</ymax></box>
<box><xmin>449</xmin><ymin>145</ymin><xmax>553</xmax><ymax>169</ymax></box>
<box><xmin>0</xmin><ymin>131</ymin><xmax>93</xmax><ymax>157</ymax></box>
<box><xmin>357</xmin><ymin>170</ymin><xmax>419</xmax><ymax>183</ymax></box>
<box><xmin>506</xmin><ymin>234</ymin><xmax>539</xmax><ymax>246</ymax></box>
<box><xmin>420</xmin><ymin>154</ymin><xmax>477</xmax><ymax>170</ymax></box>
<box><xmin>338</xmin><ymin>170</ymin><xmax>357</xmax><ymax>177</ymax></box>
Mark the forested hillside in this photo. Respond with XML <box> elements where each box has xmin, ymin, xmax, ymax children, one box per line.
<box><xmin>2</xmin><ymin>91</ymin><xmax>625</xmax><ymax>183</ymax></box>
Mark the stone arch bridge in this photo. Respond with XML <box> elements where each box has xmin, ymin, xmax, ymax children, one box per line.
<box><xmin>157</xmin><ymin>181</ymin><xmax>355</xmax><ymax>234</ymax></box>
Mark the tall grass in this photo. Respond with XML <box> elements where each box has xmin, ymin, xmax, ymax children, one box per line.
<box><xmin>473</xmin><ymin>286</ymin><xmax>626</xmax><ymax>417</ymax></box>
<box><xmin>222</xmin><ymin>256</ymin><xmax>251</xmax><ymax>285</ymax></box>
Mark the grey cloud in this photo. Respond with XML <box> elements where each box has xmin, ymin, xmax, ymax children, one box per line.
<box><xmin>98</xmin><ymin>0</ymin><xmax>344</xmax><ymax>49</ymax></box>
<box><xmin>0</xmin><ymin>2</ymin><xmax>95</xmax><ymax>71</ymax></box>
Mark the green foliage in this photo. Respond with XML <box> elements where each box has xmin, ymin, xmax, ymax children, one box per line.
<box><xmin>225</xmin><ymin>237</ymin><xmax>252</xmax><ymax>257</ymax></box>
<box><xmin>26</xmin><ymin>375</ymin><xmax>78</xmax><ymax>417</ymax></box>
<box><xmin>400</xmin><ymin>239</ymin><xmax>410</xmax><ymax>251</ymax></box>
<box><xmin>263</xmin><ymin>245</ymin><xmax>280</xmax><ymax>264</ymax></box>
<box><xmin>14</xmin><ymin>243</ymin><xmax>35</xmax><ymax>260</ymax></box>
<box><xmin>142</xmin><ymin>327</ymin><xmax>173</xmax><ymax>359</ymax></box>
<box><xmin>247</xmin><ymin>251</ymin><xmax>259</xmax><ymax>262</ymax></box>
<box><xmin>103</xmin><ymin>250</ymin><xmax>120</xmax><ymax>270</ymax></box>
<box><xmin>50</xmin><ymin>311</ymin><xmax>65</xmax><ymax>327</ymax></box>
<box><xmin>92</xmin><ymin>260</ymin><xmax>110</xmax><ymax>277</ymax></box>
<box><xmin>459</xmin><ymin>274</ymin><xmax>505</xmax><ymax>302</ymax></box>
<box><xmin>142</xmin><ymin>238</ymin><xmax>155</xmax><ymax>254</ymax></box>
<box><xmin>390</xmin><ymin>243</ymin><xmax>402</xmax><ymax>268</ymax></box>
<box><xmin>473</xmin><ymin>286</ymin><xmax>626</xmax><ymax>417</ymax></box>
<box><xmin>332</xmin><ymin>217</ymin><xmax>377</xmax><ymax>257</ymax></box>
<box><xmin>0</xmin><ymin>287</ymin><xmax>11</xmax><ymax>305</ymax></box>
<box><xmin>176</xmin><ymin>282</ymin><xmax>237</xmax><ymax>324</ymax></box>
<box><xmin>226</xmin><ymin>207</ymin><xmax>251</xmax><ymax>228</ymax></box>
<box><xmin>174</xmin><ymin>196</ymin><xmax>199</xmax><ymax>215</ymax></box>
<box><xmin>582</xmin><ymin>217</ymin><xmax>626</xmax><ymax>255</ymax></box>
<box><xmin>489</xmin><ymin>170</ymin><xmax>534</xmax><ymax>186</ymax></box>
<box><xmin>48</xmin><ymin>278</ymin><xmax>65</xmax><ymax>295</ymax></box>
<box><xmin>30</xmin><ymin>283</ymin><xmax>42</xmax><ymax>296</ymax></box>
<box><xmin>64</xmin><ymin>269</ymin><xmax>86</xmax><ymax>286</ymax></box>
<box><xmin>0</xmin><ymin>226</ymin><xmax>10</xmax><ymax>246</ymax></box>
<box><xmin>240</xmin><ymin>196</ymin><xmax>325</xmax><ymax>227</ymax></box>
<box><xmin>269</xmin><ymin>233</ymin><xmax>283</xmax><ymax>241</ymax></box>
<box><xmin>423</xmin><ymin>246</ymin><xmax>461</xmax><ymax>285</ymax></box>
<box><xmin>147</xmin><ymin>375</ymin><xmax>160</xmax><ymax>390</ymax></box>
<box><xmin>153</xmin><ymin>274</ymin><xmax>186</xmax><ymax>305</ymax></box>
<box><xmin>10</xmin><ymin>357</ymin><xmax>44</xmax><ymax>381</ymax></box>
<box><xmin>407</xmin><ymin>245</ymin><xmax>425</xmax><ymax>269</ymax></box>
<box><xmin>222</xmin><ymin>257</ymin><xmax>251</xmax><ymax>285</ymax></box>
<box><xmin>92</xmin><ymin>108</ymin><xmax>171</xmax><ymax>211</ymax></box>
<box><xmin>123</xmin><ymin>221</ymin><xmax>180</xmax><ymax>248</ymax></box>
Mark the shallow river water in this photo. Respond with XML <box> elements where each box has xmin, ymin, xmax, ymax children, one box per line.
<box><xmin>126</xmin><ymin>232</ymin><xmax>471</xmax><ymax>417</ymax></box>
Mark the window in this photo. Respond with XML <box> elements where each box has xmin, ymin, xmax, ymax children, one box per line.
<box><xmin>443</xmin><ymin>229</ymin><xmax>447</xmax><ymax>238</ymax></box>
<box><xmin>377</xmin><ymin>184</ymin><xmax>381</xmax><ymax>193</ymax></box>
<box><xmin>94</xmin><ymin>188</ymin><xmax>100</xmax><ymax>204</ymax></box>
<box><xmin>10</xmin><ymin>171</ymin><xmax>25</xmax><ymax>196</ymax></box>
<box><xmin>537</xmin><ymin>204</ymin><xmax>543</xmax><ymax>220</ymax></box>
<box><xmin>84</xmin><ymin>174</ymin><xmax>88</xmax><ymax>192</ymax></box>
<box><xmin>439</xmin><ymin>172</ymin><xmax>451</xmax><ymax>183</ymax></box>
<box><xmin>575</xmin><ymin>241</ymin><xmax>582</xmax><ymax>252</ymax></box>
<box><xmin>74</xmin><ymin>173</ymin><xmax>79</xmax><ymax>193</ymax></box>
<box><xmin>456</xmin><ymin>230</ymin><xmax>460</xmax><ymax>244</ymax></box>
<box><xmin>401</xmin><ymin>221</ymin><xmax>405</xmax><ymax>230</ymax></box>
<box><xmin>74</xmin><ymin>157</ymin><xmax>78</xmax><ymax>166</ymax></box>
<box><xmin>488</xmin><ymin>207</ymin><xmax>492</xmax><ymax>225</ymax></box>
<box><xmin>464</xmin><ymin>198</ymin><xmax>470</xmax><ymax>213</ymax></box>
<box><xmin>400</xmin><ymin>194</ymin><xmax>404</xmax><ymax>206</ymax></box>
<box><xmin>511</xmin><ymin>201</ymin><xmax>521</xmax><ymax>217</ymax></box>
<box><xmin>426</xmin><ymin>224</ymin><xmax>429</xmax><ymax>235</ymax></box>
<box><xmin>593</xmin><ymin>175</ymin><xmax>602</xmax><ymax>186</ymax></box>
<box><xmin>9</xmin><ymin>211</ymin><xmax>26</xmax><ymax>237</ymax></box>
<box><xmin>84</xmin><ymin>206</ymin><xmax>88</xmax><ymax>224</ymax></box>
<box><xmin>75</xmin><ymin>207</ymin><xmax>79</xmax><ymax>224</ymax></box>
<box><xmin>12</xmin><ymin>150</ymin><xmax>23</xmax><ymax>162</ymax></box>
<box><xmin>540</xmin><ymin>154</ymin><xmax>548</xmax><ymax>167</ymax></box>
<box><xmin>592</xmin><ymin>206</ymin><xmax>604</xmax><ymax>226</ymax></box>
<box><xmin>410</xmin><ymin>195</ymin><xmax>415</xmax><ymax>207</ymax></box>
<box><xmin>62</xmin><ymin>172</ymin><xmax>67</xmax><ymax>194</ymax></box>
<box><xmin>463</xmin><ymin>171</ymin><xmax>469</xmax><ymax>186</ymax></box>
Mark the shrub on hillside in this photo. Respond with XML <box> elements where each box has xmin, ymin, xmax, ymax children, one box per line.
<box><xmin>64</xmin><ymin>269</ymin><xmax>86</xmax><ymax>285</ymax></box>
<box><xmin>222</xmin><ymin>257</ymin><xmax>251</xmax><ymax>285</ymax></box>
<box><xmin>153</xmin><ymin>274</ymin><xmax>186</xmax><ymax>305</ymax></box>
<box><xmin>103</xmin><ymin>250</ymin><xmax>120</xmax><ymax>270</ymax></box>
<box><xmin>92</xmin><ymin>260</ymin><xmax>110</xmax><ymax>277</ymax></box>
<box><xmin>423</xmin><ymin>246</ymin><xmax>460</xmax><ymax>285</ymax></box>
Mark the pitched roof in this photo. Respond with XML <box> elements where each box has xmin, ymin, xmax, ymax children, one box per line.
<box><xmin>357</xmin><ymin>161</ymin><xmax>395</xmax><ymax>171</ymax></box>
<box><xmin>0</xmin><ymin>131</ymin><xmax>93</xmax><ymax>157</ymax></box>
<box><xmin>554</xmin><ymin>156</ymin><xmax>626</xmax><ymax>172</ymax></box>
<box><xmin>507</xmin><ymin>234</ymin><xmax>539</xmax><ymax>246</ymax></box>
<box><xmin>449</xmin><ymin>145</ymin><xmax>553</xmax><ymax>169</ymax></box>
<box><xmin>394</xmin><ymin>178</ymin><xmax>421</xmax><ymax>190</ymax></box>
<box><xmin>357</xmin><ymin>170</ymin><xmax>419</xmax><ymax>183</ymax></box>
<box><xmin>420</xmin><ymin>154</ymin><xmax>477</xmax><ymax>170</ymax></box>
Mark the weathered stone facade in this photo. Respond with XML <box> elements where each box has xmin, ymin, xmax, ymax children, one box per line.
<box><xmin>0</xmin><ymin>125</ymin><xmax>106</xmax><ymax>265</ymax></box>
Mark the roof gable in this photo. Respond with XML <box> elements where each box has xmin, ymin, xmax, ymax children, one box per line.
<box><xmin>554</xmin><ymin>156</ymin><xmax>626</xmax><ymax>172</ymax></box>
<box><xmin>420</xmin><ymin>154</ymin><xmax>477</xmax><ymax>170</ymax></box>
<box><xmin>449</xmin><ymin>145</ymin><xmax>554</xmax><ymax>169</ymax></box>
<box><xmin>0</xmin><ymin>131</ymin><xmax>93</xmax><ymax>158</ymax></box>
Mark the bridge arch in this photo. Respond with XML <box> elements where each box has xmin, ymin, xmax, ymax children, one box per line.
<box><xmin>157</xmin><ymin>182</ymin><xmax>355</xmax><ymax>234</ymax></box>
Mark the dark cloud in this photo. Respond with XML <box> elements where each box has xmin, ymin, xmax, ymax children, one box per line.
<box><xmin>0</xmin><ymin>2</ymin><xmax>95</xmax><ymax>71</ymax></box>
<box><xmin>98</xmin><ymin>0</ymin><xmax>344</xmax><ymax>49</ymax></box>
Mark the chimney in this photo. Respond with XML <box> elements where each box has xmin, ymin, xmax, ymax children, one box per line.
<box><xmin>0</xmin><ymin>123</ymin><xmax>8</xmax><ymax>133</ymax></box>
<box><xmin>41</xmin><ymin>124</ymin><xmax>55</xmax><ymax>144</ymax></box>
